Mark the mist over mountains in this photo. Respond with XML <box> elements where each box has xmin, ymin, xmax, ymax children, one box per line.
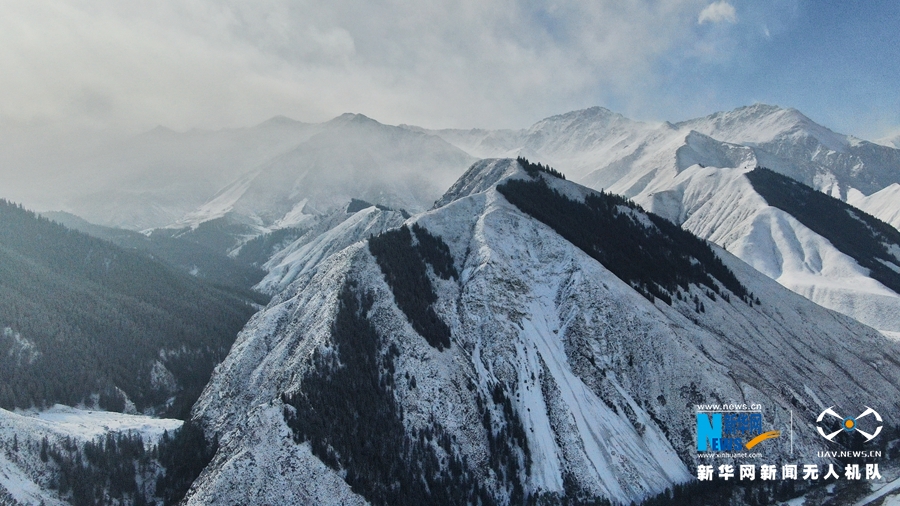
<box><xmin>4</xmin><ymin>102</ymin><xmax>900</xmax><ymax>505</ymax></box>
<box><xmin>878</xmin><ymin>134</ymin><xmax>900</xmax><ymax>150</ymax></box>
<box><xmin>36</xmin><ymin>102</ymin><xmax>900</xmax><ymax>335</ymax></box>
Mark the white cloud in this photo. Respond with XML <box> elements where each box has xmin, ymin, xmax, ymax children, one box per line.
<box><xmin>698</xmin><ymin>1</ymin><xmax>737</xmax><ymax>25</ymax></box>
<box><xmin>0</xmin><ymin>0</ymin><xmax>710</xmax><ymax>132</ymax></box>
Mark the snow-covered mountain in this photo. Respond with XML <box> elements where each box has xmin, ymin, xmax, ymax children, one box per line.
<box><xmin>422</xmin><ymin>105</ymin><xmax>900</xmax><ymax>335</ymax></box>
<box><xmin>0</xmin><ymin>405</ymin><xmax>182</xmax><ymax>505</ymax></box>
<box><xmin>630</xmin><ymin>164</ymin><xmax>900</xmax><ymax>335</ymax></box>
<box><xmin>256</xmin><ymin>203</ymin><xmax>409</xmax><ymax>295</ymax></box>
<box><xmin>172</xmin><ymin>114</ymin><xmax>474</xmax><ymax>231</ymax></box>
<box><xmin>850</xmin><ymin>183</ymin><xmax>900</xmax><ymax>230</ymax></box>
<box><xmin>43</xmin><ymin>117</ymin><xmax>318</xmax><ymax>230</ymax></box>
<box><xmin>183</xmin><ymin>159</ymin><xmax>900</xmax><ymax>505</ymax></box>
<box><xmin>425</xmin><ymin>104</ymin><xmax>900</xmax><ymax>203</ymax></box>
<box><xmin>150</xmin><ymin>113</ymin><xmax>475</xmax><ymax>258</ymax></box>
<box><xmin>412</xmin><ymin>107</ymin><xmax>661</xmax><ymax>183</ymax></box>
<box><xmin>674</xmin><ymin>105</ymin><xmax>900</xmax><ymax>199</ymax></box>
<box><xmin>26</xmin><ymin>112</ymin><xmax>473</xmax><ymax>234</ymax></box>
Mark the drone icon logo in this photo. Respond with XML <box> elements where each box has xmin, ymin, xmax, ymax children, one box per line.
<box><xmin>816</xmin><ymin>406</ymin><xmax>882</xmax><ymax>442</ymax></box>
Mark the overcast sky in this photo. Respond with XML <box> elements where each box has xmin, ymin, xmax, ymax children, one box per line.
<box><xmin>1</xmin><ymin>0</ymin><xmax>898</xmax><ymax>139</ymax></box>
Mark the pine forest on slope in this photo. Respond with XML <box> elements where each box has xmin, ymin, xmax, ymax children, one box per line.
<box><xmin>498</xmin><ymin>158</ymin><xmax>752</xmax><ymax>307</ymax></box>
<box><xmin>0</xmin><ymin>200</ymin><xmax>259</xmax><ymax>419</ymax></box>
<box><xmin>42</xmin><ymin>211</ymin><xmax>267</xmax><ymax>294</ymax></box>
<box><xmin>746</xmin><ymin>167</ymin><xmax>900</xmax><ymax>294</ymax></box>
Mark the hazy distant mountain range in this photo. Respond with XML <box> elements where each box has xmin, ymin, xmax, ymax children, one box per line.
<box><xmin>5</xmin><ymin>103</ymin><xmax>900</xmax><ymax>505</ymax></box>
<box><xmin>57</xmin><ymin>102</ymin><xmax>900</xmax><ymax>336</ymax></box>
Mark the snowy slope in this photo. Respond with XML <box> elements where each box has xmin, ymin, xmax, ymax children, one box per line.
<box><xmin>422</xmin><ymin>106</ymin><xmax>900</xmax><ymax>335</ymax></box>
<box><xmin>849</xmin><ymin>183</ymin><xmax>900</xmax><ymax>230</ymax></box>
<box><xmin>184</xmin><ymin>159</ymin><xmax>900</xmax><ymax>505</ymax></box>
<box><xmin>639</xmin><ymin>166</ymin><xmax>900</xmax><ymax>334</ymax></box>
<box><xmin>675</xmin><ymin>104</ymin><xmax>900</xmax><ymax>199</ymax></box>
<box><xmin>415</xmin><ymin>107</ymin><xmax>661</xmax><ymax>183</ymax></box>
<box><xmin>0</xmin><ymin>406</ymin><xmax>181</xmax><ymax>505</ymax></box>
<box><xmin>256</xmin><ymin>206</ymin><xmax>409</xmax><ymax>294</ymax></box>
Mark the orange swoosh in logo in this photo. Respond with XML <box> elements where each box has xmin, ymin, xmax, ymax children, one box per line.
<box><xmin>745</xmin><ymin>431</ymin><xmax>781</xmax><ymax>449</ymax></box>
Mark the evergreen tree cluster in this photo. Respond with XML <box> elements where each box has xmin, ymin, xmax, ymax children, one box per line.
<box><xmin>154</xmin><ymin>421</ymin><xmax>218</xmax><ymax>505</ymax></box>
<box><xmin>518</xmin><ymin>156</ymin><xmax>567</xmax><ymax>180</ymax></box>
<box><xmin>0</xmin><ymin>199</ymin><xmax>256</xmax><ymax>418</ymax></box>
<box><xmin>495</xmin><ymin>177</ymin><xmax>752</xmax><ymax>306</ymax></box>
<box><xmin>45</xmin><ymin>432</ymin><xmax>148</xmax><ymax>505</ymax></box>
<box><xmin>412</xmin><ymin>223</ymin><xmax>459</xmax><ymax>281</ymax></box>
<box><xmin>746</xmin><ymin>167</ymin><xmax>900</xmax><ymax>294</ymax></box>
<box><xmin>283</xmin><ymin>280</ymin><xmax>493</xmax><ymax>506</ymax></box>
<box><xmin>523</xmin><ymin>475</ymin><xmax>613</xmax><ymax>506</ymax></box>
<box><xmin>477</xmin><ymin>384</ymin><xmax>532</xmax><ymax>504</ymax></box>
<box><xmin>152</xmin><ymin>216</ymin><xmax>257</xmax><ymax>257</ymax></box>
<box><xmin>44</xmin><ymin>211</ymin><xmax>267</xmax><ymax>293</ymax></box>
<box><xmin>368</xmin><ymin>224</ymin><xmax>454</xmax><ymax>350</ymax></box>
<box><xmin>36</xmin><ymin>422</ymin><xmax>214</xmax><ymax>506</ymax></box>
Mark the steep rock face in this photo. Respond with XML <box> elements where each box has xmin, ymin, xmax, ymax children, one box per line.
<box><xmin>185</xmin><ymin>159</ymin><xmax>900</xmax><ymax>505</ymax></box>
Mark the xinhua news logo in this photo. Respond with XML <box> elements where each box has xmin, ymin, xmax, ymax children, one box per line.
<box><xmin>697</xmin><ymin>406</ymin><xmax>780</xmax><ymax>453</ymax></box>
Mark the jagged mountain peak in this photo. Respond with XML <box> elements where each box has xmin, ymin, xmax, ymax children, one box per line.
<box><xmin>187</xmin><ymin>156</ymin><xmax>900</xmax><ymax>505</ymax></box>
<box><xmin>682</xmin><ymin>103</ymin><xmax>799</xmax><ymax>126</ymax></box>
<box><xmin>678</xmin><ymin>102</ymin><xmax>849</xmax><ymax>152</ymax></box>
<box><xmin>532</xmin><ymin>105</ymin><xmax>626</xmax><ymax>124</ymax></box>
<box><xmin>433</xmin><ymin>158</ymin><xmax>524</xmax><ymax>208</ymax></box>
<box><xmin>326</xmin><ymin>112</ymin><xmax>384</xmax><ymax>129</ymax></box>
<box><xmin>525</xmin><ymin>105</ymin><xmax>648</xmax><ymax>138</ymax></box>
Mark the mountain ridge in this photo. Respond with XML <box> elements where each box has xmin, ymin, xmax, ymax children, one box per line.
<box><xmin>184</xmin><ymin>158</ymin><xmax>900</xmax><ymax>505</ymax></box>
